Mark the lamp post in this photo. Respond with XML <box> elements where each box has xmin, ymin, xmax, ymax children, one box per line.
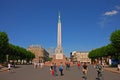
<box><xmin>39</xmin><ymin>56</ymin><xmax>40</xmax><ymax>63</ymax></box>
<box><xmin>6</xmin><ymin>54</ymin><xmax>9</xmax><ymax>63</ymax></box>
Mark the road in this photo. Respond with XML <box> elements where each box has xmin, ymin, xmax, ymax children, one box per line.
<box><xmin>0</xmin><ymin>65</ymin><xmax>120</xmax><ymax>80</ymax></box>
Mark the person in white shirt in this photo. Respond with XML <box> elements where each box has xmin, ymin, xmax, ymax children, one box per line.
<box><xmin>8</xmin><ymin>63</ymin><xmax>11</xmax><ymax>72</ymax></box>
<box><xmin>117</xmin><ymin>64</ymin><xmax>120</xmax><ymax>71</ymax></box>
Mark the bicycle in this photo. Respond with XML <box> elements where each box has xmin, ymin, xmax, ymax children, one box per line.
<box><xmin>82</xmin><ymin>69</ymin><xmax>87</xmax><ymax>80</ymax></box>
<box><xmin>9</xmin><ymin>66</ymin><xmax>15</xmax><ymax>73</ymax></box>
<box><xmin>96</xmin><ymin>70</ymin><xmax>103</xmax><ymax>80</ymax></box>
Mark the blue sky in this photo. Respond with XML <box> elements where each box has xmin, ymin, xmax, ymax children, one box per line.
<box><xmin>0</xmin><ymin>0</ymin><xmax>120</xmax><ymax>57</ymax></box>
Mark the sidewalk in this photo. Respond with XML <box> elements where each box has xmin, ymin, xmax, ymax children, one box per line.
<box><xmin>0</xmin><ymin>67</ymin><xmax>8</xmax><ymax>72</ymax></box>
<box><xmin>104</xmin><ymin>67</ymin><xmax>120</xmax><ymax>74</ymax></box>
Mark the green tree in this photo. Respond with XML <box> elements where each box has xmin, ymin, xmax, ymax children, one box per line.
<box><xmin>8</xmin><ymin>43</ymin><xmax>35</xmax><ymax>63</ymax></box>
<box><xmin>48</xmin><ymin>57</ymin><xmax>52</xmax><ymax>61</ymax></box>
<box><xmin>0</xmin><ymin>32</ymin><xmax>9</xmax><ymax>63</ymax></box>
<box><xmin>105</xmin><ymin>44</ymin><xmax>117</xmax><ymax>57</ymax></box>
<box><xmin>0</xmin><ymin>32</ymin><xmax>9</xmax><ymax>54</ymax></box>
<box><xmin>110</xmin><ymin>30</ymin><xmax>120</xmax><ymax>51</ymax></box>
<box><xmin>110</xmin><ymin>30</ymin><xmax>120</xmax><ymax>57</ymax></box>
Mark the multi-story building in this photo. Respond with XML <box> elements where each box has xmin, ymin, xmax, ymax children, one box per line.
<box><xmin>27</xmin><ymin>45</ymin><xmax>49</xmax><ymax>63</ymax></box>
<box><xmin>70</xmin><ymin>51</ymin><xmax>91</xmax><ymax>64</ymax></box>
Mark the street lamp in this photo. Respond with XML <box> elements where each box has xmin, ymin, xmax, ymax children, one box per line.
<box><xmin>39</xmin><ymin>56</ymin><xmax>40</xmax><ymax>63</ymax></box>
<box><xmin>6</xmin><ymin>54</ymin><xmax>9</xmax><ymax>63</ymax></box>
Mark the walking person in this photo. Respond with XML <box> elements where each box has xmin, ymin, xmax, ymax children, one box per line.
<box><xmin>51</xmin><ymin>67</ymin><xmax>54</xmax><ymax>76</ymax></box>
<box><xmin>65</xmin><ymin>62</ymin><xmax>68</xmax><ymax>70</ymax></box>
<box><xmin>77</xmin><ymin>61</ymin><xmax>81</xmax><ymax>69</ymax></box>
<box><xmin>40</xmin><ymin>62</ymin><xmax>42</xmax><ymax>69</ymax></box>
<box><xmin>50</xmin><ymin>62</ymin><xmax>54</xmax><ymax>70</ymax></box>
<box><xmin>82</xmin><ymin>62</ymin><xmax>88</xmax><ymax>80</ymax></box>
<box><xmin>67</xmin><ymin>62</ymin><xmax>70</xmax><ymax>70</ymax></box>
<box><xmin>33</xmin><ymin>62</ymin><xmax>37</xmax><ymax>69</ymax></box>
<box><xmin>0</xmin><ymin>63</ymin><xmax>2</xmax><ymax>70</ymax></box>
<box><xmin>11</xmin><ymin>61</ymin><xmax>16</xmax><ymax>72</ymax></box>
<box><xmin>50</xmin><ymin>63</ymin><xmax>54</xmax><ymax>75</ymax></box>
<box><xmin>59</xmin><ymin>62</ymin><xmax>63</xmax><ymax>76</ymax></box>
<box><xmin>53</xmin><ymin>63</ymin><xmax>57</xmax><ymax>76</ymax></box>
<box><xmin>65</xmin><ymin>62</ymin><xmax>70</xmax><ymax>70</ymax></box>
<box><xmin>8</xmin><ymin>62</ymin><xmax>11</xmax><ymax>72</ymax></box>
<box><xmin>96</xmin><ymin>64</ymin><xmax>103</xmax><ymax>80</ymax></box>
<box><xmin>117</xmin><ymin>63</ymin><xmax>120</xmax><ymax>71</ymax></box>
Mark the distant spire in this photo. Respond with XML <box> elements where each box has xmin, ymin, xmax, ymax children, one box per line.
<box><xmin>58</xmin><ymin>11</ymin><xmax>61</xmax><ymax>23</ymax></box>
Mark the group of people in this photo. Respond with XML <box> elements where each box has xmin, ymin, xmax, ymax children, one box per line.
<box><xmin>33</xmin><ymin>62</ymin><xmax>44</xmax><ymax>69</ymax></box>
<box><xmin>49</xmin><ymin>62</ymin><xmax>89</xmax><ymax>77</ymax></box>
<box><xmin>50</xmin><ymin>62</ymin><xmax>64</xmax><ymax>76</ymax></box>
<box><xmin>65</xmin><ymin>62</ymin><xmax>70</xmax><ymax>70</ymax></box>
<box><xmin>77</xmin><ymin>61</ymin><xmax>103</xmax><ymax>80</ymax></box>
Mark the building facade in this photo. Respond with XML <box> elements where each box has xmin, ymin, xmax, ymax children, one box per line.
<box><xmin>70</xmin><ymin>51</ymin><xmax>91</xmax><ymax>64</ymax></box>
<box><xmin>27</xmin><ymin>45</ymin><xmax>49</xmax><ymax>63</ymax></box>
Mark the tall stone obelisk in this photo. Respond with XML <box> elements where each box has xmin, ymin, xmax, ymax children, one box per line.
<box><xmin>52</xmin><ymin>12</ymin><xmax>66</xmax><ymax>65</ymax></box>
<box><xmin>56</xmin><ymin>12</ymin><xmax>63</xmax><ymax>54</ymax></box>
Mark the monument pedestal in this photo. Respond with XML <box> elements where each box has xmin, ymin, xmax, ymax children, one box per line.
<box><xmin>52</xmin><ymin>54</ymin><xmax>66</xmax><ymax>66</ymax></box>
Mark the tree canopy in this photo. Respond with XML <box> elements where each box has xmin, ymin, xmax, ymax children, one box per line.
<box><xmin>88</xmin><ymin>30</ymin><xmax>120</xmax><ymax>62</ymax></box>
<box><xmin>0</xmin><ymin>32</ymin><xmax>35</xmax><ymax>63</ymax></box>
<box><xmin>0</xmin><ymin>32</ymin><xmax>9</xmax><ymax>54</ymax></box>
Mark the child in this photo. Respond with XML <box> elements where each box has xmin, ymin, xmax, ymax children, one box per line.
<box><xmin>50</xmin><ymin>67</ymin><xmax>54</xmax><ymax>76</ymax></box>
<box><xmin>51</xmin><ymin>69</ymin><xmax>54</xmax><ymax>76</ymax></box>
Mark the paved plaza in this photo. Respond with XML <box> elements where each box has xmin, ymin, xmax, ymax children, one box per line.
<box><xmin>0</xmin><ymin>65</ymin><xmax>120</xmax><ymax>80</ymax></box>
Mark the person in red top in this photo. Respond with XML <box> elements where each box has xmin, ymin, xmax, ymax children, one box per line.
<box><xmin>77</xmin><ymin>61</ymin><xmax>81</xmax><ymax>69</ymax></box>
<box><xmin>50</xmin><ymin>66</ymin><xmax>54</xmax><ymax>76</ymax></box>
<box><xmin>51</xmin><ymin>69</ymin><xmax>54</xmax><ymax>76</ymax></box>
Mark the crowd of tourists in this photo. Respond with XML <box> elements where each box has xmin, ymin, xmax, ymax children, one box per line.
<box><xmin>47</xmin><ymin>61</ymin><xmax>105</xmax><ymax>80</ymax></box>
<box><xmin>33</xmin><ymin>62</ymin><xmax>44</xmax><ymax>69</ymax></box>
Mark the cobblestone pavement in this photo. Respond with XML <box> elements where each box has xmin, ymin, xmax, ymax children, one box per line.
<box><xmin>0</xmin><ymin>65</ymin><xmax>120</xmax><ymax>80</ymax></box>
<box><xmin>104</xmin><ymin>67</ymin><xmax>120</xmax><ymax>74</ymax></box>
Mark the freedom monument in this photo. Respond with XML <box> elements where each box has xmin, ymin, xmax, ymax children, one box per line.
<box><xmin>52</xmin><ymin>12</ymin><xmax>66</xmax><ymax>65</ymax></box>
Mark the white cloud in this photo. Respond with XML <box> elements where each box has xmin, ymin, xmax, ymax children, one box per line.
<box><xmin>104</xmin><ymin>10</ymin><xmax>118</xmax><ymax>16</ymax></box>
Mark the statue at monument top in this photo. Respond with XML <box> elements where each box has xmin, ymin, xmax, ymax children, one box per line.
<box><xmin>58</xmin><ymin>11</ymin><xmax>61</xmax><ymax>23</ymax></box>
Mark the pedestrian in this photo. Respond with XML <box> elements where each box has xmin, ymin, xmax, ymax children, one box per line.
<box><xmin>65</xmin><ymin>62</ymin><xmax>68</xmax><ymax>70</ymax></box>
<box><xmin>0</xmin><ymin>63</ymin><xmax>2</xmax><ymax>70</ymax></box>
<box><xmin>50</xmin><ymin>62</ymin><xmax>54</xmax><ymax>70</ymax></box>
<box><xmin>102</xmin><ymin>62</ymin><xmax>105</xmax><ymax>68</ymax></box>
<box><xmin>82</xmin><ymin>62</ymin><xmax>88</xmax><ymax>75</ymax></box>
<box><xmin>8</xmin><ymin>62</ymin><xmax>11</xmax><ymax>72</ymax></box>
<box><xmin>77</xmin><ymin>61</ymin><xmax>81</xmax><ymax>69</ymax></box>
<box><xmin>53</xmin><ymin>63</ymin><xmax>57</xmax><ymax>76</ymax></box>
<box><xmin>96</xmin><ymin>63</ymin><xmax>103</xmax><ymax>79</ymax></box>
<box><xmin>12</xmin><ymin>61</ymin><xmax>16</xmax><ymax>68</ymax></box>
<box><xmin>82</xmin><ymin>62</ymin><xmax>88</xmax><ymax>80</ymax></box>
<box><xmin>33</xmin><ymin>62</ymin><xmax>37</xmax><ymax>69</ymax></box>
<box><xmin>49</xmin><ymin>63</ymin><xmax>54</xmax><ymax>76</ymax></box>
<box><xmin>59</xmin><ymin>62</ymin><xmax>63</xmax><ymax>76</ymax></box>
<box><xmin>65</xmin><ymin>62</ymin><xmax>69</xmax><ymax>70</ymax></box>
<box><xmin>67</xmin><ymin>62</ymin><xmax>70</xmax><ymax>70</ymax></box>
<box><xmin>51</xmin><ymin>67</ymin><xmax>54</xmax><ymax>76</ymax></box>
<box><xmin>40</xmin><ymin>62</ymin><xmax>42</xmax><ymax>69</ymax></box>
<box><xmin>117</xmin><ymin>64</ymin><xmax>120</xmax><ymax>71</ymax></box>
<box><xmin>37</xmin><ymin>62</ymin><xmax>40</xmax><ymax>68</ymax></box>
